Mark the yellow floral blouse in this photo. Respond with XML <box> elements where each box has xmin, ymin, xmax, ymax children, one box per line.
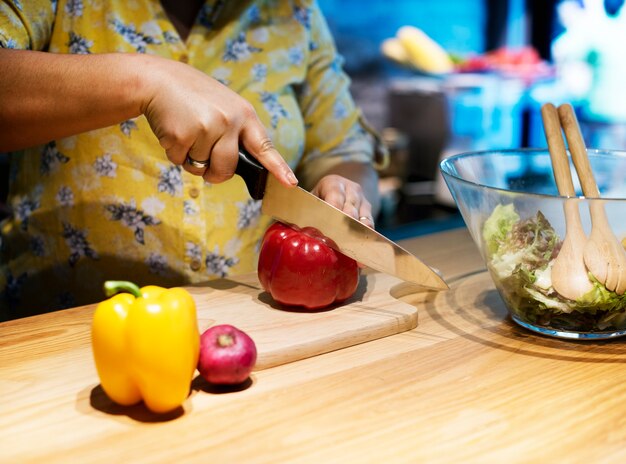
<box><xmin>0</xmin><ymin>0</ymin><xmax>379</xmax><ymax>319</ymax></box>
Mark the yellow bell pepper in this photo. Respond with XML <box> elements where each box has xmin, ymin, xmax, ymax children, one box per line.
<box><xmin>91</xmin><ymin>281</ymin><xmax>200</xmax><ymax>414</ymax></box>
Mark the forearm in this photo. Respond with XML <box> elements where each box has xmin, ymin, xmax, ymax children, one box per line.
<box><xmin>0</xmin><ymin>49</ymin><xmax>148</xmax><ymax>151</ymax></box>
<box><xmin>319</xmin><ymin>162</ymin><xmax>381</xmax><ymax>217</ymax></box>
<box><xmin>0</xmin><ymin>48</ymin><xmax>298</xmax><ymax>186</ymax></box>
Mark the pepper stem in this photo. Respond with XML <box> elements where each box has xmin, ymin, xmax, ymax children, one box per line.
<box><xmin>103</xmin><ymin>280</ymin><xmax>142</xmax><ymax>298</ymax></box>
<box><xmin>217</xmin><ymin>334</ymin><xmax>234</xmax><ymax>347</ymax></box>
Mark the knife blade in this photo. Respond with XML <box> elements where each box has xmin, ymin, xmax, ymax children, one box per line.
<box><xmin>235</xmin><ymin>149</ymin><xmax>448</xmax><ymax>290</ymax></box>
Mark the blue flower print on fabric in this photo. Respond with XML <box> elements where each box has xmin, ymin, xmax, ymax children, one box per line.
<box><xmin>198</xmin><ymin>0</ymin><xmax>225</xmax><ymax>30</ymax></box>
<box><xmin>252</xmin><ymin>63</ymin><xmax>267</xmax><ymax>82</ymax></box>
<box><xmin>163</xmin><ymin>30</ymin><xmax>179</xmax><ymax>44</ymax></box>
<box><xmin>294</xmin><ymin>5</ymin><xmax>311</xmax><ymax>29</ymax></box>
<box><xmin>237</xmin><ymin>199</ymin><xmax>261</xmax><ymax>229</ymax></box>
<box><xmin>104</xmin><ymin>200</ymin><xmax>161</xmax><ymax>245</ymax></box>
<box><xmin>288</xmin><ymin>46</ymin><xmax>304</xmax><ymax>66</ymax></box>
<box><xmin>185</xmin><ymin>242</ymin><xmax>202</xmax><ymax>262</ymax></box>
<box><xmin>3</xmin><ymin>38</ymin><xmax>18</xmax><ymax>48</ymax></box>
<box><xmin>41</xmin><ymin>142</ymin><xmax>69</xmax><ymax>175</ymax></box>
<box><xmin>67</xmin><ymin>32</ymin><xmax>92</xmax><ymax>54</ymax></box>
<box><xmin>94</xmin><ymin>154</ymin><xmax>117</xmax><ymax>178</ymax></box>
<box><xmin>120</xmin><ymin>119</ymin><xmax>138</xmax><ymax>137</ymax></box>
<box><xmin>206</xmin><ymin>247</ymin><xmax>239</xmax><ymax>278</ymax></box>
<box><xmin>64</xmin><ymin>0</ymin><xmax>83</xmax><ymax>18</ymax></box>
<box><xmin>146</xmin><ymin>253</ymin><xmax>168</xmax><ymax>276</ymax></box>
<box><xmin>14</xmin><ymin>195</ymin><xmax>40</xmax><ymax>231</ymax></box>
<box><xmin>260</xmin><ymin>92</ymin><xmax>289</xmax><ymax>128</ymax></box>
<box><xmin>56</xmin><ymin>186</ymin><xmax>74</xmax><ymax>207</ymax></box>
<box><xmin>246</xmin><ymin>4</ymin><xmax>261</xmax><ymax>25</ymax></box>
<box><xmin>110</xmin><ymin>18</ymin><xmax>161</xmax><ymax>53</ymax></box>
<box><xmin>62</xmin><ymin>222</ymin><xmax>99</xmax><ymax>266</ymax></box>
<box><xmin>158</xmin><ymin>165</ymin><xmax>183</xmax><ymax>197</ymax></box>
<box><xmin>30</xmin><ymin>236</ymin><xmax>46</xmax><ymax>257</ymax></box>
<box><xmin>183</xmin><ymin>200</ymin><xmax>198</xmax><ymax>216</ymax></box>
<box><xmin>223</xmin><ymin>32</ymin><xmax>262</xmax><ymax>62</ymax></box>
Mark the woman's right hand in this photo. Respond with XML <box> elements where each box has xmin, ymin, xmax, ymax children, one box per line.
<box><xmin>140</xmin><ymin>55</ymin><xmax>297</xmax><ymax>187</ymax></box>
<box><xmin>0</xmin><ymin>50</ymin><xmax>297</xmax><ymax>188</ymax></box>
<box><xmin>0</xmin><ymin>51</ymin><xmax>295</xmax><ymax>186</ymax></box>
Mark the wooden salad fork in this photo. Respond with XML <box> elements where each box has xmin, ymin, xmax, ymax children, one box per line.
<box><xmin>541</xmin><ymin>103</ymin><xmax>593</xmax><ymax>300</ymax></box>
<box><xmin>558</xmin><ymin>103</ymin><xmax>626</xmax><ymax>295</ymax></box>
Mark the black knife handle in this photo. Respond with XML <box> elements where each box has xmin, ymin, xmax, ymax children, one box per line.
<box><xmin>235</xmin><ymin>148</ymin><xmax>268</xmax><ymax>200</ymax></box>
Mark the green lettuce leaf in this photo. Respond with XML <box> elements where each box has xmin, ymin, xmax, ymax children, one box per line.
<box><xmin>482</xmin><ymin>203</ymin><xmax>519</xmax><ymax>256</ymax></box>
<box><xmin>482</xmin><ymin>204</ymin><xmax>626</xmax><ymax>332</ymax></box>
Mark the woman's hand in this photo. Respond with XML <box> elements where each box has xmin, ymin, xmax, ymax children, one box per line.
<box><xmin>142</xmin><ymin>56</ymin><xmax>297</xmax><ymax>187</ymax></box>
<box><xmin>0</xmin><ymin>50</ymin><xmax>296</xmax><ymax>188</ymax></box>
<box><xmin>310</xmin><ymin>174</ymin><xmax>375</xmax><ymax>229</ymax></box>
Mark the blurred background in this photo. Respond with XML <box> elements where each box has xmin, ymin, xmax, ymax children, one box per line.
<box><xmin>317</xmin><ymin>0</ymin><xmax>626</xmax><ymax>239</ymax></box>
<box><xmin>2</xmin><ymin>0</ymin><xmax>625</xmax><ymax>239</ymax></box>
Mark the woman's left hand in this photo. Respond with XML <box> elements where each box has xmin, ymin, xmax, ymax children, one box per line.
<box><xmin>310</xmin><ymin>175</ymin><xmax>375</xmax><ymax>229</ymax></box>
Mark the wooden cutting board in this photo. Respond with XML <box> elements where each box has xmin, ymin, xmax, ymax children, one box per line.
<box><xmin>186</xmin><ymin>271</ymin><xmax>421</xmax><ymax>370</ymax></box>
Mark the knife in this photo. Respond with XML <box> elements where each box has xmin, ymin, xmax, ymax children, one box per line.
<box><xmin>235</xmin><ymin>149</ymin><xmax>448</xmax><ymax>290</ymax></box>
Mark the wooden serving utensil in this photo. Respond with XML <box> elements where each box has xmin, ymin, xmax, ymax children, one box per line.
<box><xmin>541</xmin><ymin>103</ymin><xmax>593</xmax><ymax>300</ymax></box>
<box><xmin>558</xmin><ymin>103</ymin><xmax>626</xmax><ymax>295</ymax></box>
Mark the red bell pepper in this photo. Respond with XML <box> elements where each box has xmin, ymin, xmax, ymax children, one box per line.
<box><xmin>257</xmin><ymin>222</ymin><xmax>359</xmax><ymax>309</ymax></box>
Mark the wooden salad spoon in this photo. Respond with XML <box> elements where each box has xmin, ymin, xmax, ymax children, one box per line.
<box><xmin>558</xmin><ymin>103</ymin><xmax>626</xmax><ymax>295</ymax></box>
<box><xmin>541</xmin><ymin>103</ymin><xmax>593</xmax><ymax>300</ymax></box>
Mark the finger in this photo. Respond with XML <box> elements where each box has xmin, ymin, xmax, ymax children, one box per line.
<box><xmin>357</xmin><ymin>215</ymin><xmax>375</xmax><ymax>229</ymax></box>
<box><xmin>317</xmin><ymin>180</ymin><xmax>346</xmax><ymax>211</ymax></box>
<box><xmin>357</xmin><ymin>202</ymin><xmax>375</xmax><ymax>229</ymax></box>
<box><xmin>356</xmin><ymin>199</ymin><xmax>374</xmax><ymax>268</ymax></box>
<box><xmin>159</xmin><ymin>134</ymin><xmax>191</xmax><ymax>166</ymax></box>
<box><xmin>342</xmin><ymin>182</ymin><xmax>363</xmax><ymax>219</ymax></box>
<box><xmin>183</xmin><ymin>138</ymin><xmax>214</xmax><ymax>176</ymax></box>
<box><xmin>240</xmin><ymin>118</ymin><xmax>298</xmax><ymax>187</ymax></box>
<box><xmin>203</xmin><ymin>134</ymin><xmax>239</xmax><ymax>184</ymax></box>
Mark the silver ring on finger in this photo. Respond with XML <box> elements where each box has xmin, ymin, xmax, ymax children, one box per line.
<box><xmin>185</xmin><ymin>155</ymin><xmax>210</xmax><ymax>169</ymax></box>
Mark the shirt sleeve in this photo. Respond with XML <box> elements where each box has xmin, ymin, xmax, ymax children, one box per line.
<box><xmin>0</xmin><ymin>0</ymin><xmax>56</xmax><ymax>50</ymax></box>
<box><xmin>294</xmin><ymin>0</ymin><xmax>387</xmax><ymax>190</ymax></box>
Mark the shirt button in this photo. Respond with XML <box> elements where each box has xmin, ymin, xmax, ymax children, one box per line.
<box><xmin>179</xmin><ymin>54</ymin><xmax>189</xmax><ymax>64</ymax></box>
<box><xmin>189</xmin><ymin>187</ymin><xmax>200</xmax><ymax>198</ymax></box>
<box><xmin>190</xmin><ymin>260</ymin><xmax>202</xmax><ymax>271</ymax></box>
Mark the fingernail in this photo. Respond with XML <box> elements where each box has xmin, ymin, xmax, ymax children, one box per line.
<box><xmin>286</xmin><ymin>170</ymin><xmax>298</xmax><ymax>186</ymax></box>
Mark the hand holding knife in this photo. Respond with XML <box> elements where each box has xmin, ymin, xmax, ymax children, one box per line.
<box><xmin>235</xmin><ymin>148</ymin><xmax>448</xmax><ymax>290</ymax></box>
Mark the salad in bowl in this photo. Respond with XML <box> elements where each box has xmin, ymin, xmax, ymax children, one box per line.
<box><xmin>441</xmin><ymin>149</ymin><xmax>626</xmax><ymax>339</ymax></box>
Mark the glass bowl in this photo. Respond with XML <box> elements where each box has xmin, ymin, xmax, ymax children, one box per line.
<box><xmin>440</xmin><ymin>149</ymin><xmax>626</xmax><ymax>340</ymax></box>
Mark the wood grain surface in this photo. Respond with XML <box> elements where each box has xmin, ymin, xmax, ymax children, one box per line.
<box><xmin>187</xmin><ymin>271</ymin><xmax>419</xmax><ymax>369</ymax></box>
<box><xmin>0</xmin><ymin>272</ymin><xmax>417</xmax><ymax>373</ymax></box>
<box><xmin>2</xmin><ymin>228</ymin><xmax>626</xmax><ymax>463</ymax></box>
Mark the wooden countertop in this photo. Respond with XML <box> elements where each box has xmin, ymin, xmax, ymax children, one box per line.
<box><xmin>2</xmin><ymin>227</ymin><xmax>626</xmax><ymax>462</ymax></box>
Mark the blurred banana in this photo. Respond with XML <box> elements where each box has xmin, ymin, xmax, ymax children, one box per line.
<box><xmin>395</xmin><ymin>26</ymin><xmax>453</xmax><ymax>74</ymax></box>
<box><xmin>381</xmin><ymin>38</ymin><xmax>411</xmax><ymax>67</ymax></box>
